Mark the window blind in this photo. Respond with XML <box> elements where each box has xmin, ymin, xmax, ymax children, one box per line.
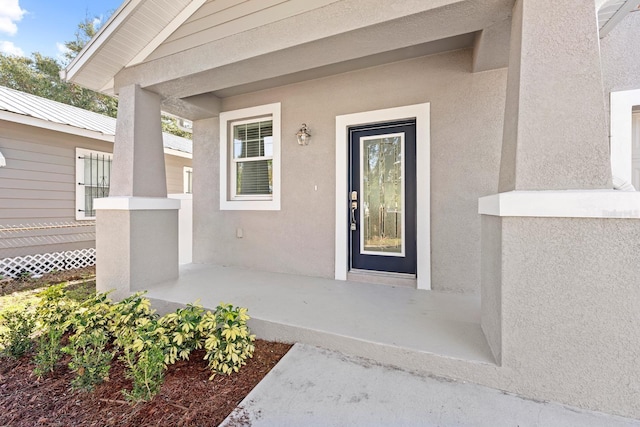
<box><xmin>232</xmin><ymin>120</ymin><xmax>273</xmax><ymax>196</ymax></box>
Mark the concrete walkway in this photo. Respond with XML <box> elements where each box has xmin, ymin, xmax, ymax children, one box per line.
<box><xmin>221</xmin><ymin>344</ymin><xmax>640</xmax><ymax>427</ymax></box>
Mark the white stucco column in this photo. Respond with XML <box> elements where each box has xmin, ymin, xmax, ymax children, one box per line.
<box><xmin>95</xmin><ymin>84</ymin><xmax>179</xmax><ymax>299</ymax></box>
<box><xmin>110</xmin><ymin>85</ymin><xmax>168</xmax><ymax>197</ymax></box>
<box><xmin>499</xmin><ymin>0</ymin><xmax>611</xmax><ymax>192</ymax></box>
<box><xmin>478</xmin><ymin>2</ymin><xmax>640</xmax><ymax>417</ymax></box>
<box><xmin>191</xmin><ymin>117</ymin><xmax>220</xmax><ymax>264</ymax></box>
<box><xmin>484</xmin><ymin>0</ymin><xmax>615</xmax><ymax>359</ymax></box>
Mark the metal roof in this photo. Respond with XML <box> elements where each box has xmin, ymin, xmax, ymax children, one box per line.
<box><xmin>0</xmin><ymin>85</ymin><xmax>192</xmax><ymax>154</ymax></box>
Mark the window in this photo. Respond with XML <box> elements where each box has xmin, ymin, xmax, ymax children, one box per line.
<box><xmin>231</xmin><ymin>118</ymin><xmax>273</xmax><ymax>198</ymax></box>
<box><xmin>184</xmin><ymin>166</ymin><xmax>193</xmax><ymax>194</ymax></box>
<box><xmin>75</xmin><ymin>148</ymin><xmax>112</xmax><ymax>220</ymax></box>
<box><xmin>220</xmin><ymin>103</ymin><xmax>281</xmax><ymax>210</ymax></box>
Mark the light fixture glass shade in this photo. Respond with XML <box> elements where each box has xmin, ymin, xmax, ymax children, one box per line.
<box><xmin>296</xmin><ymin>123</ymin><xmax>311</xmax><ymax>145</ymax></box>
<box><xmin>0</xmin><ymin>151</ymin><xmax>5</xmax><ymax>167</ymax></box>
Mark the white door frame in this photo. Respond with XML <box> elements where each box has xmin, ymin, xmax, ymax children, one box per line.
<box><xmin>335</xmin><ymin>103</ymin><xmax>431</xmax><ymax>290</ymax></box>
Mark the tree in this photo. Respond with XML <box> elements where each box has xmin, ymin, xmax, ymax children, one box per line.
<box><xmin>0</xmin><ymin>15</ymin><xmax>191</xmax><ymax>139</ymax></box>
<box><xmin>63</xmin><ymin>17</ymin><xmax>99</xmax><ymax>64</ymax></box>
<box><xmin>161</xmin><ymin>116</ymin><xmax>193</xmax><ymax>139</ymax></box>
<box><xmin>0</xmin><ymin>52</ymin><xmax>118</xmax><ymax>117</ymax></box>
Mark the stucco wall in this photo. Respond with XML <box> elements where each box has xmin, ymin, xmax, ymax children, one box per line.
<box><xmin>193</xmin><ymin>48</ymin><xmax>507</xmax><ymax>293</ymax></box>
<box><xmin>96</xmin><ymin>209</ymin><xmax>179</xmax><ymax>300</ymax></box>
<box><xmin>497</xmin><ymin>216</ymin><xmax>640</xmax><ymax>419</ymax></box>
<box><xmin>600</xmin><ymin>11</ymin><xmax>640</xmax><ymax>96</ymax></box>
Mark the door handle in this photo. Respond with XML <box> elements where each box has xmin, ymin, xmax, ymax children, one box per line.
<box><xmin>350</xmin><ymin>191</ymin><xmax>358</xmax><ymax>231</ymax></box>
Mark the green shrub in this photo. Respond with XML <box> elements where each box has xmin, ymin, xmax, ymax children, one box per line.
<box><xmin>159</xmin><ymin>302</ymin><xmax>205</xmax><ymax>365</ymax></box>
<box><xmin>63</xmin><ymin>292</ymin><xmax>114</xmax><ymax>390</ymax></box>
<box><xmin>201</xmin><ymin>303</ymin><xmax>255</xmax><ymax>379</ymax></box>
<box><xmin>35</xmin><ymin>284</ymin><xmax>77</xmax><ymax>331</ymax></box>
<box><xmin>2</xmin><ymin>283</ymin><xmax>256</xmax><ymax>400</ymax></box>
<box><xmin>33</xmin><ymin>326</ymin><xmax>65</xmax><ymax>377</ymax></box>
<box><xmin>63</xmin><ymin>329</ymin><xmax>113</xmax><ymax>391</ymax></box>
<box><xmin>0</xmin><ymin>306</ymin><xmax>35</xmax><ymax>358</ymax></box>
<box><xmin>33</xmin><ymin>285</ymin><xmax>77</xmax><ymax>377</ymax></box>
<box><xmin>118</xmin><ymin>317</ymin><xmax>167</xmax><ymax>402</ymax></box>
<box><xmin>121</xmin><ymin>344</ymin><xmax>165</xmax><ymax>402</ymax></box>
<box><xmin>108</xmin><ymin>292</ymin><xmax>156</xmax><ymax>348</ymax></box>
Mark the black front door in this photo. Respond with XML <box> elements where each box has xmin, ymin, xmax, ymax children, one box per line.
<box><xmin>349</xmin><ymin>120</ymin><xmax>417</xmax><ymax>274</ymax></box>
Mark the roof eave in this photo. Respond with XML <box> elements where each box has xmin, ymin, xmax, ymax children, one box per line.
<box><xmin>62</xmin><ymin>0</ymin><xmax>143</xmax><ymax>88</ymax></box>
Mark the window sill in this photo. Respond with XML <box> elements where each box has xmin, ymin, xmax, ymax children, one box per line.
<box><xmin>220</xmin><ymin>199</ymin><xmax>280</xmax><ymax>211</ymax></box>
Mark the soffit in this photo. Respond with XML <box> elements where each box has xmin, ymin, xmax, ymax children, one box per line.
<box><xmin>65</xmin><ymin>0</ymin><xmax>514</xmax><ymax>98</ymax></box>
<box><xmin>63</xmin><ymin>0</ymin><xmax>196</xmax><ymax>94</ymax></box>
<box><xmin>598</xmin><ymin>0</ymin><xmax>640</xmax><ymax>37</ymax></box>
<box><xmin>120</xmin><ymin>0</ymin><xmax>514</xmax><ymax>98</ymax></box>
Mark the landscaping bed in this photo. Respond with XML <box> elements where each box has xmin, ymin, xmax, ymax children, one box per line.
<box><xmin>0</xmin><ymin>266</ymin><xmax>293</xmax><ymax>426</ymax></box>
<box><xmin>0</xmin><ymin>339</ymin><xmax>291</xmax><ymax>426</ymax></box>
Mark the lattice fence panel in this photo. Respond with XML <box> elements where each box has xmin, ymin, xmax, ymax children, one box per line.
<box><xmin>0</xmin><ymin>248</ymin><xmax>96</xmax><ymax>279</ymax></box>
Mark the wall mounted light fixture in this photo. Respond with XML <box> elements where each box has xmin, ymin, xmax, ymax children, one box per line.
<box><xmin>296</xmin><ymin>123</ymin><xmax>311</xmax><ymax>146</ymax></box>
<box><xmin>0</xmin><ymin>150</ymin><xmax>5</xmax><ymax>167</ymax></box>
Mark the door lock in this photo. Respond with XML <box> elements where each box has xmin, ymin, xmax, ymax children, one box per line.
<box><xmin>350</xmin><ymin>191</ymin><xmax>358</xmax><ymax>231</ymax></box>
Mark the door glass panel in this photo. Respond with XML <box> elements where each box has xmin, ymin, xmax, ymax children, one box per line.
<box><xmin>360</xmin><ymin>133</ymin><xmax>405</xmax><ymax>256</ymax></box>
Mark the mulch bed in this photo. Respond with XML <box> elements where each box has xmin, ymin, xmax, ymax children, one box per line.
<box><xmin>0</xmin><ymin>339</ymin><xmax>292</xmax><ymax>426</ymax></box>
<box><xmin>0</xmin><ymin>266</ymin><xmax>96</xmax><ymax>296</ymax></box>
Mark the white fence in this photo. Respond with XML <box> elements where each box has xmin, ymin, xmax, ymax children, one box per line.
<box><xmin>0</xmin><ymin>195</ymin><xmax>192</xmax><ymax>278</ymax></box>
<box><xmin>0</xmin><ymin>222</ymin><xmax>96</xmax><ymax>278</ymax></box>
<box><xmin>0</xmin><ymin>248</ymin><xmax>96</xmax><ymax>279</ymax></box>
<box><xmin>0</xmin><ymin>222</ymin><xmax>96</xmax><ymax>259</ymax></box>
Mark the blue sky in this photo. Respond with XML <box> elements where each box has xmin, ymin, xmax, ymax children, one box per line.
<box><xmin>0</xmin><ymin>0</ymin><xmax>123</xmax><ymax>61</ymax></box>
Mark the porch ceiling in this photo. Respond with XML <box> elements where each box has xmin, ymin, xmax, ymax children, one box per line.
<box><xmin>65</xmin><ymin>0</ymin><xmax>515</xmax><ymax>118</ymax></box>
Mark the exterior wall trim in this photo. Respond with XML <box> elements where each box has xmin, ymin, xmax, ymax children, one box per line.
<box><xmin>335</xmin><ymin>103</ymin><xmax>431</xmax><ymax>290</ymax></box>
<box><xmin>94</xmin><ymin>196</ymin><xmax>181</xmax><ymax>211</ymax></box>
<box><xmin>164</xmin><ymin>147</ymin><xmax>192</xmax><ymax>159</ymax></box>
<box><xmin>610</xmin><ymin>88</ymin><xmax>640</xmax><ymax>184</ymax></box>
<box><xmin>75</xmin><ymin>147</ymin><xmax>113</xmax><ymax>220</ymax></box>
<box><xmin>219</xmin><ymin>102</ymin><xmax>281</xmax><ymax>211</ymax></box>
<box><xmin>0</xmin><ymin>110</ymin><xmax>114</xmax><ymax>142</ymax></box>
<box><xmin>479</xmin><ymin>190</ymin><xmax>640</xmax><ymax>218</ymax></box>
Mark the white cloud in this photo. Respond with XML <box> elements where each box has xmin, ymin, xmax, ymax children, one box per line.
<box><xmin>56</xmin><ymin>42</ymin><xmax>70</xmax><ymax>56</ymax></box>
<box><xmin>92</xmin><ymin>17</ymin><xmax>102</xmax><ymax>28</ymax></box>
<box><xmin>56</xmin><ymin>41</ymin><xmax>71</xmax><ymax>62</ymax></box>
<box><xmin>0</xmin><ymin>0</ymin><xmax>26</xmax><ymax>36</ymax></box>
<box><xmin>0</xmin><ymin>40</ymin><xmax>24</xmax><ymax>56</ymax></box>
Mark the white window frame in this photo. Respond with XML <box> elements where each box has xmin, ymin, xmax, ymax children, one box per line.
<box><xmin>75</xmin><ymin>147</ymin><xmax>112</xmax><ymax>220</ymax></box>
<box><xmin>219</xmin><ymin>103</ymin><xmax>281</xmax><ymax>210</ymax></box>
<box><xmin>183</xmin><ymin>166</ymin><xmax>193</xmax><ymax>194</ymax></box>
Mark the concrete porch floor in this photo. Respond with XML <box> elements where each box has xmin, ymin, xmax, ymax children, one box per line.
<box><xmin>146</xmin><ymin>263</ymin><xmax>496</xmax><ymax>375</ymax></box>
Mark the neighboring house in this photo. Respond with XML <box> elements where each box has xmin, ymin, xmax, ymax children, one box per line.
<box><xmin>62</xmin><ymin>0</ymin><xmax>640</xmax><ymax>420</ymax></box>
<box><xmin>0</xmin><ymin>86</ymin><xmax>192</xmax><ymax>274</ymax></box>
